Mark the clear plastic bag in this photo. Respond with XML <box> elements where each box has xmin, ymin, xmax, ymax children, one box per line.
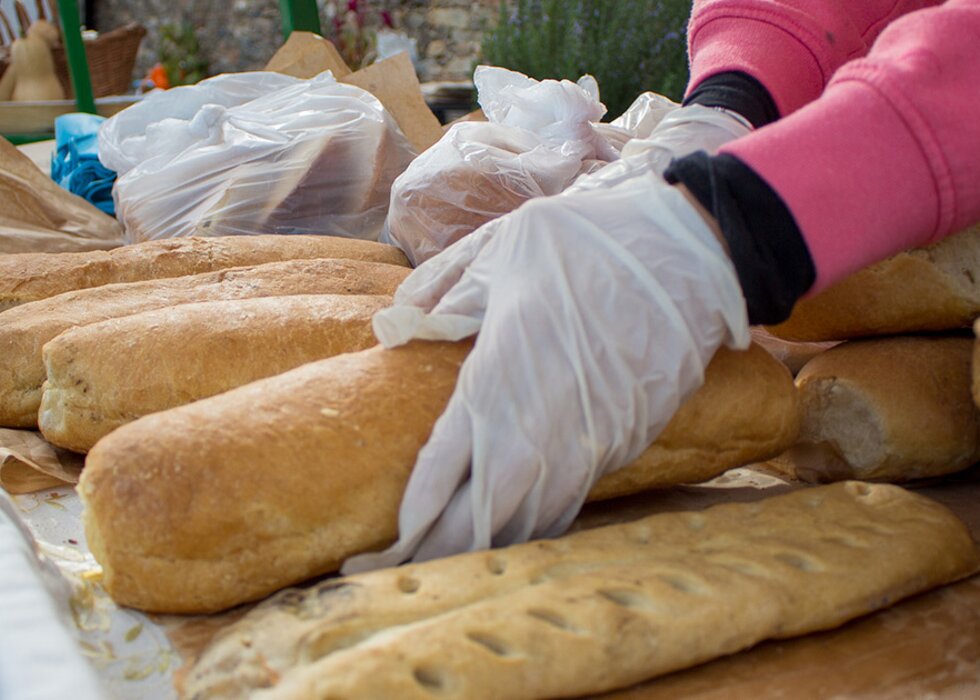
<box><xmin>382</xmin><ymin>66</ymin><xmax>625</xmax><ymax>265</ymax></box>
<box><xmin>101</xmin><ymin>71</ymin><xmax>417</xmax><ymax>243</ymax></box>
<box><xmin>593</xmin><ymin>91</ymin><xmax>679</xmax><ymax>154</ymax></box>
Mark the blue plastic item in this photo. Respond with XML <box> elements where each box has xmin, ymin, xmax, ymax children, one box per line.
<box><xmin>51</xmin><ymin>113</ymin><xmax>117</xmax><ymax>216</ymax></box>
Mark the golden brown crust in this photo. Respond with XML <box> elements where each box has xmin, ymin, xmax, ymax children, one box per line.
<box><xmin>0</xmin><ymin>235</ymin><xmax>408</xmax><ymax>311</ymax></box>
<box><xmin>181</xmin><ymin>483</ymin><xmax>979</xmax><ymax>700</ymax></box>
<box><xmin>768</xmin><ymin>224</ymin><xmax>980</xmax><ymax>342</ymax></box>
<box><xmin>770</xmin><ymin>336</ymin><xmax>980</xmax><ymax>482</ymax></box>
<box><xmin>80</xmin><ymin>341</ymin><xmax>799</xmax><ymax>614</ymax></box>
<box><xmin>0</xmin><ymin>258</ymin><xmax>409</xmax><ymax>428</ymax></box>
<box><xmin>39</xmin><ymin>294</ymin><xmax>392</xmax><ymax>453</ymax></box>
<box><xmin>589</xmin><ymin>343</ymin><xmax>800</xmax><ymax>500</ymax></box>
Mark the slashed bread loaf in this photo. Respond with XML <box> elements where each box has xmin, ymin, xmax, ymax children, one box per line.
<box><xmin>0</xmin><ymin>258</ymin><xmax>409</xmax><ymax>428</ymax></box>
<box><xmin>0</xmin><ymin>234</ymin><xmax>408</xmax><ymax>312</ymax></box>
<box><xmin>768</xmin><ymin>224</ymin><xmax>980</xmax><ymax>341</ymax></box>
<box><xmin>80</xmin><ymin>341</ymin><xmax>800</xmax><ymax>613</ymax></box>
<box><xmin>770</xmin><ymin>336</ymin><xmax>980</xmax><ymax>482</ymax></box>
<box><xmin>39</xmin><ymin>294</ymin><xmax>392</xmax><ymax>453</ymax></box>
<box><xmin>181</xmin><ymin>482</ymin><xmax>979</xmax><ymax>700</ymax></box>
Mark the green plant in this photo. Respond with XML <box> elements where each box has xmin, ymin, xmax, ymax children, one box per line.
<box><xmin>481</xmin><ymin>0</ymin><xmax>690</xmax><ymax>119</ymax></box>
<box><xmin>158</xmin><ymin>23</ymin><xmax>209</xmax><ymax>87</ymax></box>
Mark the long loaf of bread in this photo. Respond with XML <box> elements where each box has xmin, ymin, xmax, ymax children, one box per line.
<box><xmin>80</xmin><ymin>340</ymin><xmax>800</xmax><ymax>613</ymax></box>
<box><xmin>0</xmin><ymin>234</ymin><xmax>408</xmax><ymax>312</ymax></box>
<box><xmin>769</xmin><ymin>336</ymin><xmax>980</xmax><ymax>483</ymax></box>
<box><xmin>181</xmin><ymin>482</ymin><xmax>979</xmax><ymax>700</ymax></box>
<box><xmin>768</xmin><ymin>224</ymin><xmax>980</xmax><ymax>341</ymax></box>
<box><xmin>39</xmin><ymin>294</ymin><xmax>392</xmax><ymax>453</ymax></box>
<box><xmin>0</xmin><ymin>259</ymin><xmax>409</xmax><ymax>428</ymax></box>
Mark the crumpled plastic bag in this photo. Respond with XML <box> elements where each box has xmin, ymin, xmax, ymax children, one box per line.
<box><xmin>381</xmin><ymin>65</ymin><xmax>631</xmax><ymax>265</ymax></box>
<box><xmin>100</xmin><ymin>70</ymin><xmax>417</xmax><ymax>243</ymax></box>
<box><xmin>51</xmin><ymin>113</ymin><xmax>117</xmax><ymax>216</ymax></box>
<box><xmin>593</xmin><ymin>91</ymin><xmax>679</xmax><ymax>155</ymax></box>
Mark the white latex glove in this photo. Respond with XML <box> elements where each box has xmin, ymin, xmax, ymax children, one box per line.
<box><xmin>343</xmin><ymin>171</ymin><xmax>750</xmax><ymax>574</ymax></box>
<box><xmin>569</xmin><ymin>104</ymin><xmax>752</xmax><ymax>194</ymax></box>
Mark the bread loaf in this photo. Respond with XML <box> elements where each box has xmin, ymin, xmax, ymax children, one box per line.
<box><xmin>80</xmin><ymin>341</ymin><xmax>800</xmax><ymax>613</ymax></box>
<box><xmin>0</xmin><ymin>258</ymin><xmax>409</xmax><ymax>428</ymax></box>
<box><xmin>39</xmin><ymin>294</ymin><xmax>392</xmax><ymax>453</ymax></box>
<box><xmin>196</xmin><ymin>123</ymin><xmax>412</xmax><ymax>241</ymax></box>
<box><xmin>181</xmin><ymin>482</ymin><xmax>979</xmax><ymax>700</ymax></box>
<box><xmin>769</xmin><ymin>336</ymin><xmax>980</xmax><ymax>483</ymax></box>
<box><xmin>0</xmin><ymin>234</ymin><xmax>408</xmax><ymax>312</ymax></box>
<box><xmin>768</xmin><ymin>224</ymin><xmax>980</xmax><ymax>342</ymax></box>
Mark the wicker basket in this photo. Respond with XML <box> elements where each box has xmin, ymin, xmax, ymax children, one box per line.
<box><xmin>53</xmin><ymin>23</ymin><xmax>147</xmax><ymax>98</ymax></box>
<box><xmin>0</xmin><ymin>23</ymin><xmax>146</xmax><ymax>99</ymax></box>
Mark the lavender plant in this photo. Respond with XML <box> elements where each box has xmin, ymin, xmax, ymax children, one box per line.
<box><xmin>481</xmin><ymin>0</ymin><xmax>690</xmax><ymax>119</ymax></box>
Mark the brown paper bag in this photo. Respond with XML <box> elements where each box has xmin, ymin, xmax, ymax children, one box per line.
<box><xmin>341</xmin><ymin>52</ymin><xmax>445</xmax><ymax>153</ymax></box>
<box><xmin>265</xmin><ymin>31</ymin><xmax>352</xmax><ymax>80</ymax></box>
<box><xmin>0</xmin><ymin>136</ymin><xmax>124</xmax><ymax>254</ymax></box>
<box><xmin>0</xmin><ymin>429</ymin><xmax>83</xmax><ymax>494</ymax></box>
<box><xmin>265</xmin><ymin>36</ymin><xmax>444</xmax><ymax>153</ymax></box>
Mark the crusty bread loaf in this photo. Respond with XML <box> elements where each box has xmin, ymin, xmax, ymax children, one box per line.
<box><xmin>39</xmin><ymin>294</ymin><xmax>392</xmax><ymax>453</ymax></box>
<box><xmin>770</xmin><ymin>336</ymin><xmax>980</xmax><ymax>483</ymax></box>
<box><xmin>587</xmin><ymin>343</ymin><xmax>801</xmax><ymax>501</ymax></box>
<box><xmin>181</xmin><ymin>482</ymin><xmax>979</xmax><ymax>700</ymax></box>
<box><xmin>79</xmin><ymin>341</ymin><xmax>799</xmax><ymax>613</ymax></box>
<box><xmin>0</xmin><ymin>234</ymin><xmax>408</xmax><ymax>312</ymax></box>
<box><xmin>768</xmin><ymin>224</ymin><xmax>980</xmax><ymax>342</ymax></box>
<box><xmin>0</xmin><ymin>259</ymin><xmax>409</xmax><ymax>428</ymax></box>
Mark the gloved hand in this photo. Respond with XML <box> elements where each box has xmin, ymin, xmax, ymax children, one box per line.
<box><xmin>570</xmin><ymin>104</ymin><xmax>752</xmax><ymax>194</ymax></box>
<box><xmin>342</xmin><ymin>171</ymin><xmax>750</xmax><ymax>574</ymax></box>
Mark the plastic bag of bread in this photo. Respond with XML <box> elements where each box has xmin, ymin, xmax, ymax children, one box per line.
<box><xmin>382</xmin><ymin>66</ymin><xmax>629</xmax><ymax>265</ymax></box>
<box><xmin>101</xmin><ymin>70</ymin><xmax>416</xmax><ymax>243</ymax></box>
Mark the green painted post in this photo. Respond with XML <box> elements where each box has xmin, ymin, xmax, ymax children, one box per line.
<box><xmin>279</xmin><ymin>0</ymin><xmax>322</xmax><ymax>37</ymax></box>
<box><xmin>56</xmin><ymin>0</ymin><xmax>96</xmax><ymax>114</ymax></box>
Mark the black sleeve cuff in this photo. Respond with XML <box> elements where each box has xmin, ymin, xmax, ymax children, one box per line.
<box><xmin>664</xmin><ymin>151</ymin><xmax>815</xmax><ymax>325</ymax></box>
<box><xmin>684</xmin><ymin>71</ymin><xmax>779</xmax><ymax>129</ymax></box>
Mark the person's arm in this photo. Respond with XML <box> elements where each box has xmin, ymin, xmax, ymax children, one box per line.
<box><xmin>669</xmin><ymin>0</ymin><xmax>980</xmax><ymax>318</ymax></box>
<box><xmin>685</xmin><ymin>0</ymin><xmax>941</xmax><ymax>119</ymax></box>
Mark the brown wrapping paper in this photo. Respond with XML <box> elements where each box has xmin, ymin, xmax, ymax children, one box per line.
<box><xmin>0</xmin><ymin>428</ymin><xmax>83</xmax><ymax>494</ymax></box>
<box><xmin>265</xmin><ymin>31</ymin><xmax>352</xmax><ymax>80</ymax></box>
<box><xmin>340</xmin><ymin>52</ymin><xmax>445</xmax><ymax>153</ymax></box>
<box><xmin>264</xmin><ymin>36</ymin><xmax>444</xmax><ymax>153</ymax></box>
<box><xmin>0</xmin><ymin>136</ymin><xmax>124</xmax><ymax>254</ymax></box>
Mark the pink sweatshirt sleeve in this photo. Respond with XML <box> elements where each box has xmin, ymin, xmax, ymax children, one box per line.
<box><xmin>687</xmin><ymin>0</ymin><xmax>941</xmax><ymax>115</ymax></box>
<box><xmin>720</xmin><ymin>0</ymin><xmax>980</xmax><ymax>293</ymax></box>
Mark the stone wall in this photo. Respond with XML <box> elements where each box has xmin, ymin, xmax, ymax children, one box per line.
<box><xmin>93</xmin><ymin>0</ymin><xmax>499</xmax><ymax>83</ymax></box>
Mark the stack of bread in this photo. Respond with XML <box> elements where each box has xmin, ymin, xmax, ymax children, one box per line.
<box><xmin>764</xmin><ymin>223</ymin><xmax>980</xmax><ymax>483</ymax></box>
<box><xmin>2</xmin><ymin>232</ymin><xmax>800</xmax><ymax>614</ymax></box>
<box><xmin>4</xmin><ymin>221</ymin><xmax>979</xmax><ymax>698</ymax></box>
<box><xmin>160</xmin><ymin>224</ymin><xmax>980</xmax><ymax>698</ymax></box>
